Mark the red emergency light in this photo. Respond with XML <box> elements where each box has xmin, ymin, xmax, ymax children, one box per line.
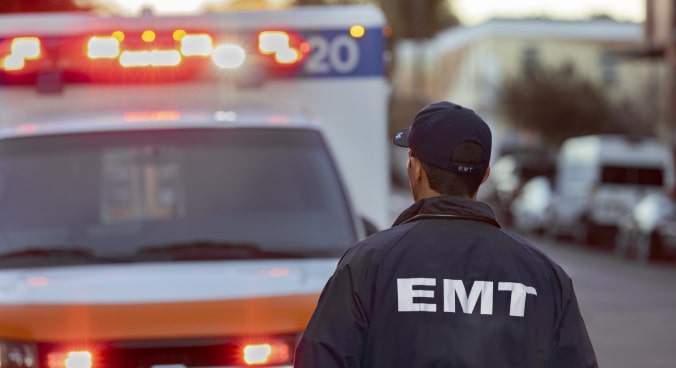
<box><xmin>0</xmin><ymin>36</ymin><xmax>43</xmax><ymax>72</ymax></box>
<box><xmin>57</xmin><ymin>29</ymin><xmax>214</xmax><ymax>83</ymax></box>
<box><xmin>241</xmin><ymin>341</ymin><xmax>292</xmax><ymax>366</ymax></box>
<box><xmin>47</xmin><ymin>350</ymin><xmax>94</xmax><ymax>368</ymax></box>
<box><xmin>0</xmin><ymin>27</ymin><xmax>312</xmax><ymax>85</ymax></box>
<box><xmin>257</xmin><ymin>30</ymin><xmax>310</xmax><ymax>67</ymax></box>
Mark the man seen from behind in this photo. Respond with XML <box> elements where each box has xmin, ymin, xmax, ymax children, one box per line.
<box><xmin>294</xmin><ymin>101</ymin><xmax>598</xmax><ymax>368</ymax></box>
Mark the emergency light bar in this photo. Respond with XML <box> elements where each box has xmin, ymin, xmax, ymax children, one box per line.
<box><xmin>85</xmin><ymin>30</ymin><xmax>213</xmax><ymax>67</ymax></box>
<box><xmin>0</xmin><ymin>28</ymin><xmax>310</xmax><ymax>84</ymax></box>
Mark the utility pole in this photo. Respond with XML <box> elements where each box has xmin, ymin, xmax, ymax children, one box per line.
<box><xmin>669</xmin><ymin>19</ymin><xmax>676</xmax><ymax>147</ymax></box>
<box><xmin>410</xmin><ymin>0</ymin><xmax>430</xmax><ymax>98</ymax></box>
<box><xmin>646</xmin><ymin>0</ymin><xmax>676</xmax><ymax>147</ymax></box>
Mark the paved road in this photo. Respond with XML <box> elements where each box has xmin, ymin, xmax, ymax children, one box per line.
<box><xmin>524</xmin><ymin>235</ymin><xmax>676</xmax><ymax>368</ymax></box>
<box><xmin>388</xmin><ymin>191</ymin><xmax>676</xmax><ymax>368</ymax></box>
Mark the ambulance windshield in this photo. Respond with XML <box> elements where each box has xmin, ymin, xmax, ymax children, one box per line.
<box><xmin>0</xmin><ymin>127</ymin><xmax>358</xmax><ymax>268</ymax></box>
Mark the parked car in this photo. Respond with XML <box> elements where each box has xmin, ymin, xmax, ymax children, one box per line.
<box><xmin>615</xmin><ymin>192</ymin><xmax>676</xmax><ymax>262</ymax></box>
<box><xmin>510</xmin><ymin>176</ymin><xmax>554</xmax><ymax>236</ymax></box>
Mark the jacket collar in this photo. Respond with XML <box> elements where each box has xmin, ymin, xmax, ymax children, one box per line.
<box><xmin>392</xmin><ymin>195</ymin><xmax>501</xmax><ymax>228</ymax></box>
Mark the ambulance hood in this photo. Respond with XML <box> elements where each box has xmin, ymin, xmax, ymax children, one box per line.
<box><xmin>0</xmin><ymin>259</ymin><xmax>338</xmax><ymax>341</ymax></box>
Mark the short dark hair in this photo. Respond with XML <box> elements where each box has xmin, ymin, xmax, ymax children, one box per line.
<box><xmin>417</xmin><ymin>141</ymin><xmax>486</xmax><ymax>197</ymax></box>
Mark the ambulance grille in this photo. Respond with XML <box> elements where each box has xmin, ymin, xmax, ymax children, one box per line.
<box><xmin>38</xmin><ymin>335</ymin><xmax>295</xmax><ymax>368</ymax></box>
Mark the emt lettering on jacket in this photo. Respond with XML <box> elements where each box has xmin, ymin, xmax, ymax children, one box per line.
<box><xmin>397</xmin><ymin>278</ymin><xmax>537</xmax><ymax>317</ymax></box>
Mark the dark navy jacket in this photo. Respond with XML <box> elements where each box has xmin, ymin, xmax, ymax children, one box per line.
<box><xmin>294</xmin><ymin>196</ymin><xmax>597</xmax><ymax>368</ymax></box>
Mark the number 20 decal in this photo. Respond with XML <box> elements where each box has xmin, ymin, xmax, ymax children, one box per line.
<box><xmin>304</xmin><ymin>35</ymin><xmax>360</xmax><ymax>74</ymax></box>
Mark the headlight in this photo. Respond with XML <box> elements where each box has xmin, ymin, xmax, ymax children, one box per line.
<box><xmin>0</xmin><ymin>340</ymin><xmax>38</xmax><ymax>368</ymax></box>
<box><xmin>238</xmin><ymin>335</ymin><xmax>297</xmax><ymax>367</ymax></box>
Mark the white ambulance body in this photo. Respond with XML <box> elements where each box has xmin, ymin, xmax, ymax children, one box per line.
<box><xmin>0</xmin><ymin>6</ymin><xmax>390</xmax><ymax>368</ymax></box>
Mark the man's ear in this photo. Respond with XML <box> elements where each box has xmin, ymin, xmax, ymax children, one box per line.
<box><xmin>481</xmin><ymin>166</ymin><xmax>491</xmax><ymax>184</ymax></box>
<box><xmin>409</xmin><ymin>155</ymin><xmax>424</xmax><ymax>182</ymax></box>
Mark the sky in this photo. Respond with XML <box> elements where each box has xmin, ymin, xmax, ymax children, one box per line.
<box><xmin>108</xmin><ymin>0</ymin><xmax>646</xmax><ymax>23</ymax></box>
<box><xmin>455</xmin><ymin>0</ymin><xmax>644</xmax><ymax>24</ymax></box>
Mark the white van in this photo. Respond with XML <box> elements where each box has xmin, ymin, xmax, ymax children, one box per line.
<box><xmin>548</xmin><ymin>134</ymin><xmax>675</xmax><ymax>244</ymax></box>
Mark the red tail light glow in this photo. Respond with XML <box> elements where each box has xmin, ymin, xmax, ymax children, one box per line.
<box><xmin>14</xmin><ymin>123</ymin><xmax>38</xmax><ymax>134</ymax></box>
<box><xmin>124</xmin><ymin>110</ymin><xmax>181</xmax><ymax>122</ymax></box>
<box><xmin>47</xmin><ymin>351</ymin><xmax>93</xmax><ymax>368</ymax></box>
<box><xmin>242</xmin><ymin>342</ymin><xmax>291</xmax><ymax>366</ymax></box>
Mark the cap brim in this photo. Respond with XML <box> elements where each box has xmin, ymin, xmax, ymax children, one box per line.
<box><xmin>393</xmin><ymin>128</ymin><xmax>410</xmax><ymax>147</ymax></box>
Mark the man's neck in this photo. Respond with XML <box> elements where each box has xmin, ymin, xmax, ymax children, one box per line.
<box><xmin>415</xmin><ymin>191</ymin><xmax>476</xmax><ymax>201</ymax></box>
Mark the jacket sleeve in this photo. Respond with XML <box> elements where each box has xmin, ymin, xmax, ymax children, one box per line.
<box><xmin>294</xmin><ymin>252</ymin><xmax>370</xmax><ymax>368</ymax></box>
<box><xmin>550</xmin><ymin>279</ymin><xmax>598</xmax><ymax>368</ymax></box>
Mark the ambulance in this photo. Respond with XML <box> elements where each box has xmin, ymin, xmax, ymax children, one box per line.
<box><xmin>0</xmin><ymin>5</ymin><xmax>390</xmax><ymax>368</ymax></box>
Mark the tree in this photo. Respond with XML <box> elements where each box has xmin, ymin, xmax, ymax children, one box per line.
<box><xmin>0</xmin><ymin>0</ymin><xmax>91</xmax><ymax>12</ymax></box>
<box><xmin>379</xmin><ymin>0</ymin><xmax>458</xmax><ymax>41</ymax></box>
<box><xmin>498</xmin><ymin>64</ymin><xmax>654</xmax><ymax>147</ymax></box>
<box><xmin>294</xmin><ymin>0</ymin><xmax>328</xmax><ymax>5</ymax></box>
<box><xmin>292</xmin><ymin>0</ymin><xmax>459</xmax><ymax>43</ymax></box>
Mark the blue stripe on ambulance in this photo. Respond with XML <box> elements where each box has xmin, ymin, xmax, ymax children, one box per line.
<box><xmin>296</xmin><ymin>28</ymin><xmax>384</xmax><ymax>78</ymax></box>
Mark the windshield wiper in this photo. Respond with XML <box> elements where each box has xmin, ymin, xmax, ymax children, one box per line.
<box><xmin>0</xmin><ymin>247</ymin><xmax>127</xmax><ymax>268</ymax></box>
<box><xmin>137</xmin><ymin>241</ymin><xmax>302</xmax><ymax>261</ymax></box>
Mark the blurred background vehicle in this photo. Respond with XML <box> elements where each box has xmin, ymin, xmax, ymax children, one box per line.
<box><xmin>480</xmin><ymin>149</ymin><xmax>556</xmax><ymax>226</ymax></box>
<box><xmin>510</xmin><ymin>175</ymin><xmax>554</xmax><ymax>236</ymax></box>
<box><xmin>547</xmin><ymin>134</ymin><xmax>675</xmax><ymax>246</ymax></box>
<box><xmin>615</xmin><ymin>191</ymin><xmax>676</xmax><ymax>263</ymax></box>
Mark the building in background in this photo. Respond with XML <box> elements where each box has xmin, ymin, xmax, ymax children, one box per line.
<box><xmin>393</xmin><ymin>18</ymin><xmax>664</xmax><ymax>157</ymax></box>
<box><xmin>643</xmin><ymin>0</ymin><xmax>675</xmax><ymax>146</ymax></box>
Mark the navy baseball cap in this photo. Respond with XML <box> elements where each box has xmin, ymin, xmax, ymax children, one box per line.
<box><xmin>393</xmin><ymin>101</ymin><xmax>492</xmax><ymax>174</ymax></box>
